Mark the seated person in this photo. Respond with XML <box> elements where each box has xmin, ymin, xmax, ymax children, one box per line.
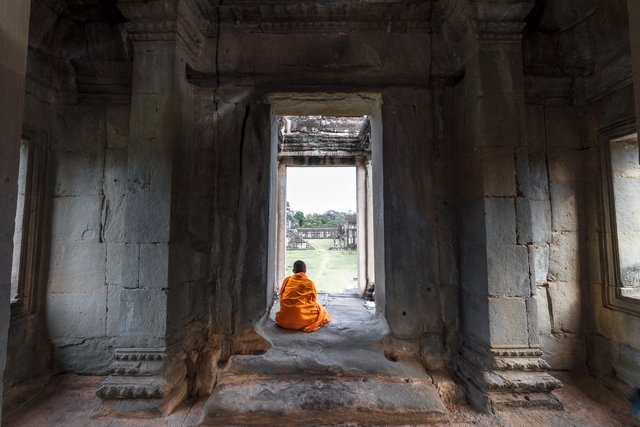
<box><xmin>275</xmin><ymin>260</ymin><xmax>331</xmax><ymax>332</ymax></box>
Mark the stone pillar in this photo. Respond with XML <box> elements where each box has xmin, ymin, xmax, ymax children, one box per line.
<box><xmin>455</xmin><ymin>5</ymin><xmax>562</xmax><ymax>412</ymax></box>
<box><xmin>627</xmin><ymin>1</ymin><xmax>640</xmax><ymax>157</ymax></box>
<box><xmin>365</xmin><ymin>160</ymin><xmax>375</xmax><ymax>289</ymax></box>
<box><xmin>356</xmin><ymin>158</ymin><xmax>367</xmax><ymax>296</ymax></box>
<box><xmin>0</xmin><ymin>1</ymin><xmax>30</xmax><ymax>421</ymax></box>
<box><xmin>97</xmin><ymin>0</ymin><xmax>205</xmax><ymax>416</ymax></box>
<box><xmin>276</xmin><ymin>162</ymin><xmax>287</xmax><ymax>287</ymax></box>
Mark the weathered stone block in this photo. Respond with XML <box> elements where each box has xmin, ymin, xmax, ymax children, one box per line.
<box><xmin>477</xmin><ymin>46</ymin><xmax>525</xmax><ymax>96</ymax></box>
<box><xmin>529</xmin><ymin>244</ymin><xmax>550</xmax><ymax>285</ymax></box>
<box><xmin>487</xmin><ymin>245</ymin><xmax>530</xmax><ymax>297</ymax></box>
<box><xmin>51</xmin><ymin>337</ymin><xmax>113</xmax><ymax>374</ymax></box>
<box><xmin>547</xmin><ymin>281</ymin><xmax>582</xmax><ymax>333</ymax></box>
<box><xmin>50</xmin><ymin>195</ymin><xmax>103</xmax><ymax>243</ymax></box>
<box><xmin>586</xmin><ymin>334</ymin><xmax>614</xmax><ymax>377</ymax></box>
<box><xmin>525</xmin><ymin>105</ymin><xmax>546</xmax><ymax>151</ymax></box>
<box><xmin>51</xmin><ymin>105</ymin><xmax>106</xmax><ymax>152</ymax></box>
<box><xmin>106</xmin><ymin>104</ymin><xmax>130</xmax><ymax>149</ymax></box>
<box><xmin>530</xmin><ymin>200</ymin><xmax>552</xmax><ymax>243</ymax></box>
<box><xmin>119</xmin><ymin>288</ymin><xmax>166</xmax><ymax>340</ymax></box>
<box><xmin>485</xmin><ymin>198</ymin><xmax>516</xmax><ymax>245</ymax></box>
<box><xmin>460</xmin><ymin>199</ymin><xmax>486</xmax><ymax>244</ymax></box>
<box><xmin>48</xmin><ymin>242</ymin><xmax>106</xmax><ymax>294</ymax></box>
<box><xmin>123</xmin><ymin>191</ymin><xmax>171</xmax><ymax>244</ymax></box>
<box><xmin>107</xmin><ymin>283</ymin><xmax>120</xmax><ymax>337</ymax></box>
<box><xmin>461</xmin><ymin>291</ymin><xmax>490</xmax><ymax>345</ymax></box>
<box><xmin>515</xmin><ymin>146</ymin><xmax>531</xmax><ymax>197</ymax></box>
<box><xmin>461</xmin><ymin>243</ymin><xmax>488</xmax><ymax>297</ymax></box>
<box><xmin>106</xmin><ymin>243</ymin><xmax>139</xmax><ymax>288</ymax></box>
<box><xmin>548</xmin><ymin>150</ymin><xmax>583</xmax><ymax>183</ymax></box>
<box><xmin>479</xmin><ymin>95</ymin><xmax>522</xmax><ymax>148</ymax></box>
<box><xmin>481</xmin><ymin>148</ymin><xmax>517</xmax><ymax>197</ymax></box>
<box><xmin>139</xmin><ymin>243</ymin><xmax>169</xmax><ymax>289</ymax></box>
<box><xmin>527</xmin><ymin>151</ymin><xmax>550</xmax><ymax>201</ymax></box>
<box><xmin>613</xmin><ymin>342</ymin><xmax>640</xmax><ymax>387</ymax></box>
<box><xmin>52</xmin><ymin>150</ymin><xmax>105</xmax><ymax>197</ymax></box>
<box><xmin>550</xmin><ymin>182</ymin><xmax>579</xmax><ymax>231</ymax></box>
<box><xmin>47</xmin><ymin>292</ymin><xmax>107</xmax><ymax>338</ymax></box>
<box><xmin>525</xmin><ymin>296</ymin><xmax>540</xmax><ymax>346</ymax></box>
<box><xmin>535</xmin><ymin>285</ymin><xmax>552</xmax><ymax>335</ymax></box>
<box><xmin>548</xmin><ymin>232</ymin><xmax>579</xmax><ymax>282</ymax></box>
<box><xmin>102</xmin><ymin>148</ymin><xmax>128</xmax><ymax>243</ymax></box>
<box><xmin>540</xmin><ymin>333</ymin><xmax>586</xmax><ymax>371</ymax></box>
<box><xmin>545</xmin><ymin>105</ymin><xmax>582</xmax><ymax>149</ymax></box>
<box><xmin>439</xmin><ymin>286</ymin><xmax>459</xmax><ymax>328</ymax></box>
<box><xmin>488</xmin><ymin>297</ymin><xmax>529</xmax><ymax>347</ymax></box>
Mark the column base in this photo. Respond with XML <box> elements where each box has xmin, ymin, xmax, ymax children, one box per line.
<box><xmin>456</xmin><ymin>343</ymin><xmax>563</xmax><ymax>413</ymax></box>
<box><xmin>97</xmin><ymin>347</ymin><xmax>188</xmax><ymax>417</ymax></box>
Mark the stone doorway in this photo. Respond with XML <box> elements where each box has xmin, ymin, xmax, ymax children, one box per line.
<box><xmin>268</xmin><ymin>93</ymin><xmax>383</xmax><ymax>311</ymax></box>
<box><xmin>283</xmin><ymin>166</ymin><xmax>360</xmax><ymax>296</ymax></box>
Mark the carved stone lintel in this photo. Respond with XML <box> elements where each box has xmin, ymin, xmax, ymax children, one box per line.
<box><xmin>118</xmin><ymin>0</ymin><xmax>207</xmax><ymax>60</ymax></box>
<box><xmin>456</xmin><ymin>342</ymin><xmax>563</xmax><ymax>412</ymax></box>
<box><xmin>97</xmin><ymin>347</ymin><xmax>188</xmax><ymax>416</ymax></box>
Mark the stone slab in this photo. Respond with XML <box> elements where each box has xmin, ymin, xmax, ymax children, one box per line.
<box><xmin>548</xmin><ymin>232</ymin><xmax>579</xmax><ymax>282</ymax></box>
<box><xmin>485</xmin><ymin>198</ymin><xmax>516</xmax><ymax>245</ymax></box>
<box><xmin>50</xmin><ymin>196</ymin><xmax>103</xmax><ymax>243</ymax></box>
<box><xmin>46</xmin><ymin>292</ymin><xmax>107</xmax><ymax>339</ymax></box>
<box><xmin>547</xmin><ymin>281</ymin><xmax>582</xmax><ymax>333</ymax></box>
<box><xmin>48</xmin><ymin>242</ymin><xmax>106</xmax><ymax>294</ymax></box>
<box><xmin>200</xmin><ymin>376</ymin><xmax>448</xmax><ymax>426</ymax></box>
<box><xmin>487</xmin><ymin>245</ymin><xmax>530</xmax><ymax>297</ymax></box>
<box><xmin>488</xmin><ymin>297</ymin><xmax>529</xmax><ymax>347</ymax></box>
<box><xmin>550</xmin><ymin>182</ymin><xmax>580</xmax><ymax>232</ymax></box>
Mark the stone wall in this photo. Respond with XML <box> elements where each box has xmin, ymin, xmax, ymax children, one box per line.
<box><xmin>584</xmin><ymin>85</ymin><xmax>640</xmax><ymax>388</ymax></box>
<box><xmin>523</xmin><ymin>0</ymin><xmax>640</xmax><ymax>387</ymax></box>
<box><xmin>525</xmin><ymin>102</ymin><xmax>588</xmax><ymax>370</ymax></box>
<box><xmin>0</xmin><ymin>0</ymin><xmax>31</xmax><ymax>421</ymax></box>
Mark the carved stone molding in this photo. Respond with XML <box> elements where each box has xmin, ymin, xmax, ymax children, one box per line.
<box><xmin>118</xmin><ymin>0</ymin><xmax>207</xmax><ymax>60</ymax></box>
<box><xmin>205</xmin><ymin>1</ymin><xmax>433</xmax><ymax>34</ymax></box>
<box><xmin>456</xmin><ymin>342</ymin><xmax>562</xmax><ymax>412</ymax></box>
<box><xmin>97</xmin><ymin>347</ymin><xmax>188</xmax><ymax>416</ymax></box>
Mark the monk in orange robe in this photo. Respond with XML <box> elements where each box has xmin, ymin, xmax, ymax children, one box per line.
<box><xmin>276</xmin><ymin>260</ymin><xmax>331</xmax><ymax>332</ymax></box>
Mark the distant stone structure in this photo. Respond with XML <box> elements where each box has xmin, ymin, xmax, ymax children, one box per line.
<box><xmin>298</xmin><ymin>228</ymin><xmax>337</xmax><ymax>239</ymax></box>
<box><xmin>332</xmin><ymin>215</ymin><xmax>357</xmax><ymax>250</ymax></box>
<box><xmin>285</xmin><ymin>204</ymin><xmax>313</xmax><ymax>250</ymax></box>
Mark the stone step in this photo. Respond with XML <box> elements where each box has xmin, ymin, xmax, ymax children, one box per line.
<box><xmin>198</xmin><ymin>374</ymin><xmax>449</xmax><ymax>426</ymax></box>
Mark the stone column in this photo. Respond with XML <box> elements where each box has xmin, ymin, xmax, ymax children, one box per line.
<box><xmin>97</xmin><ymin>0</ymin><xmax>205</xmax><ymax>416</ymax></box>
<box><xmin>0</xmin><ymin>1</ymin><xmax>30</xmax><ymax>422</ymax></box>
<box><xmin>455</xmin><ymin>4</ymin><xmax>562</xmax><ymax>411</ymax></box>
<box><xmin>356</xmin><ymin>158</ymin><xmax>367</xmax><ymax>296</ymax></box>
<box><xmin>365</xmin><ymin>160</ymin><xmax>375</xmax><ymax>289</ymax></box>
<box><xmin>627</xmin><ymin>0</ymin><xmax>640</xmax><ymax>156</ymax></box>
<box><xmin>276</xmin><ymin>162</ymin><xmax>287</xmax><ymax>286</ymax></box>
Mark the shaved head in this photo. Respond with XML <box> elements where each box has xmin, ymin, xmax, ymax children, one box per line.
<box><xmin>292</xmin><ymin>260</ymin><xmax>306</xmax><ymax>273</ymax></box>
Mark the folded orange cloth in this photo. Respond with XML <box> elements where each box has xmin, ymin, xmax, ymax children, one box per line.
<box><xmin>275</xmin><ymin>272</ymin><xmax>331</xmax><ymax>332</ymax></box>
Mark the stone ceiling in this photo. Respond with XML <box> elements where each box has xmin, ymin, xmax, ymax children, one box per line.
<box><xmin>279</xmin><ymin>116</ymin><xmax>371</xmax><ymax>155</ymax></box>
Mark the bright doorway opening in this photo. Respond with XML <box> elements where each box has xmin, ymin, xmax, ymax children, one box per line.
<box><xmin>285</xmin><ymin>167</ymin><xmax>358</xmax><ymax>294</ymax></box>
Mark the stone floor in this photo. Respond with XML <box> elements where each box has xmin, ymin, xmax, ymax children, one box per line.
<box><xmin>3</xmin><ymin>295</ymin><xmax>639</xmax><ymax>426</ymax></box>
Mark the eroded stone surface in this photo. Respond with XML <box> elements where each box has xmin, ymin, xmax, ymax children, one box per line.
<box><xmin>201</xmin><ymin>295</ymin><xmax>448</xmax><ymax>425</ymax></box>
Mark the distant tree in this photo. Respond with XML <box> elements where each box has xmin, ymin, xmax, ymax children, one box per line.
<box><xmin>292</xmin><ymin>210</ymin><xmax>305</xmax><ymax>226</ymax></box>
<box><xmin>294</xmin><ymin>210</ymin><xmax>352</xmax><ymax>228</ymax></box>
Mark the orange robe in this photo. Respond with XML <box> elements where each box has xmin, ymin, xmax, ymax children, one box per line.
<box><xmin>275</xmin><ymin>272</ymin><xmax>331</xmax><ymax>332</ymax></box>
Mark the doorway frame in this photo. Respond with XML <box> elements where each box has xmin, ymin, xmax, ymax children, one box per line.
<box><xmin>267</xmin><ymin>93</ymin><xmax>384</xmax><ymax>305</ymax></box>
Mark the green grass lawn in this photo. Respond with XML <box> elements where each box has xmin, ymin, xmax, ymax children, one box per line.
<box><xmin>285</xmin><ymin>239</ymin><xmax>358</xmax><ymax>293</ymax></box>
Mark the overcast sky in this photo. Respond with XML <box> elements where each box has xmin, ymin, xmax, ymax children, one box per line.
<box><xmin>286</xmin><ymin>167</ymin><xmax>356</xmax><ymax>214</ymax></box>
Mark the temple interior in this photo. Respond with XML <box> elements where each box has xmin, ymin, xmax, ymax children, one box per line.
<box><xmin>1</xmin><ymin>0</ymin><xmax>640</xmax><ymax>425</ymax></box>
